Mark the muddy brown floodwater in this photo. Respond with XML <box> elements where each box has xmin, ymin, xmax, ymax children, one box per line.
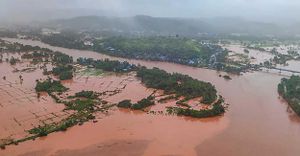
<box><xmin>1</xmin><ymin>38</ymin><xmax>300</xmax><ymax>156</ymax></box>
<box><xmin>0</xmin><ymin>61</ymin><xmax>66</xmax><ymax>142</ymax></box>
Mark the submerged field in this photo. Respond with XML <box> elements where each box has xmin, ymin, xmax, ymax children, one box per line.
<box><xmin>0</xmin><ymin>40</ymin><xmax>226</xmax><ymax>155</ymax></box>
<box><xmin>0</xmin><ymin>58</ymin><xmax>152</xmax><ymax>145</ymax></box>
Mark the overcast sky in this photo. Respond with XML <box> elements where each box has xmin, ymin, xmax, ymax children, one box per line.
<box><xmin>1</xmin><ymin>0</ymin><xmax>300</xmax><ymax>24</ymax></box>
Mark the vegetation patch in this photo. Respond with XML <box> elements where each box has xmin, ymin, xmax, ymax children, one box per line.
<box><xmin>35</xmin><ymin>78</ymin><xmax>68</xmax><ymax>93</ymax></box>
<box><xmin>66</xmin><ymin>99</ymin><xmax>96</xmax><ymax>112</ymax></box>
<box><xmin>19</xmin><ymin>85</ymin><xmax>114</xmax><ymax>146</ymax></box>
<box><xmin>94</xmin><ymin>37</ymin><xmax>211</xmax><ymax>66</ymax></box>
<box><xmin>278</xmin><ymin>75</ymin><xmax>300</xmax><ymax>116</ymax></box>
<box><xmin>73</xmin><ymin>90</ymin><xmax>98</xmax><ymax>99</ymax></box>
<box><xmin>117</xmin><ymin>100</ymin><xmax>133</xmax><ymax>108</ymax></box>
<box><xmin>117</xmin><ymin>96</ymin><xmax>155</xmax><ymax>110</ymax></box>
<box><xmin>77</xmin><ymin>57</ymin><xmax>137</xmax><ymax>73</ymax></box>
<box><xmin>158</xmin><ymin>95</ymin><xmax>178</xmax><ymax>103</ymax></box>
<box><xmin>39</xmin><ymin>34</ymin><xmax>232</xmax><ymax>71</ymax></box>
<box><xmin>167</xmin><ymin>97</ymin><xmax>225</xmax><ymax>118</ymax></box>
<box><xmin>52</xmin><ymin>65</ymin><xmax>74</xmax><ymax>80</ymax></box>
<box><xmin>136</xmin><ymin>67</ymin><xmax>217</xmax><ymax>104</ymax></box>
<box><xmin>28</xmin><ymin>111</ymin><xmax>97</xmax><ymax>137</ymax></box>
<box><xmin>78</xmin><ymin>68</ymin><xmax>104</xmax><ymax>76</ymax></box>
<box><xmin>131</xmin><ymin>96</ymin><xmax>155</xmax><ymax>110</ymax></box>
<box><xmin>52</xmin><ymin>52</ymin><xmax>73</xmax><ymax>65</ymax></box>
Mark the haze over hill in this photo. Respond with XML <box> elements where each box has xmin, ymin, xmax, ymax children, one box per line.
<box><xmin>1</xmin><ymin>0</ymin><xmax>300</xmax><ymax>36</ymax></box>
<box><xmin>41</xmin><ymin>15</ymin><xmax>284</xmax><ymax>36</ymax></box>
<box><xmin>1</xmin><ymin>0</ymin><xmax>300</xmax><ymax>24</ymax></box>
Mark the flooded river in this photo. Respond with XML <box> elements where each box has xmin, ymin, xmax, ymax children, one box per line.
<box><xmin>1</xmin><ymin>38</ymin><xmax>300</xmax><ymax>156</ymax></box>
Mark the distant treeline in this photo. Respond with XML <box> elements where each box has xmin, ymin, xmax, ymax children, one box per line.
<box><xmin>39</xmin><ymin>34</ymin><xmax>226</xmax><ymax>67</ymax></box>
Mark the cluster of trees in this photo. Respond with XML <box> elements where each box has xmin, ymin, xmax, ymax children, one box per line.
<box><xmin>36</xmin><ymin>32</ymin><xmax>255</xmax><ymax>74</ymax></box>
<box><xmin>131</xmin><ymin>96</ymin><xmax>155</xmax><ymax>110</ymax></box>
<box><xmin>136</xmin><ymin>67</ymin><xmax>217</xmax><ymax>104</ymax></box>
<box><xmin>57</xmin><ymin>71</ymin><xmax>73</xmax><ymax>80</ymax></box>
<box><xmin>246</xmin><ymin>46</ymin><xmax>266</xmax><ymax>52</ymax></box>
<box><xmin>216</xmin><ymin>62</ymin><xmax>254</xmax><ymax>74</ymax></box>
<box><xmin>273</xmin><ymin>54</ymin><xmax>293</xmax><ymax>65</ymax></box>
<box><xmin>38</xmin><ymin>33</ymin><xmax>228</xmax><ymax>68</ymax></box>
<box><xmin>31</xmin><ymin>87</ymin><xmax>103</xmax><ymax>137</ymax></box>
<box><xmin>52</xmin><ymin>52</ymin><xmax>73</xmax><ymax>65</ymax></box>
<box><xmin>74</xmin><ymin>90</ymin><xmax>98</xmax><ymax>99</ymax></box>
<box><xmin>117</xmin><ymin>100</ymin><xmax>132</xmax><ymax>108</ymax></box>
<box><xmin>167</xmin><ymin>97</ymin><xmax>225</xmax><ymax>118</ymax></box>
<box><xmin>278</xmin><ymin>75</ymin><xmax>300</xmax><ymax>116</ymax></box>
<box><xmin>21</xmin><ymin>51</ymin><xmax>50</xmax><ymax>60</ymax></box>
<box><xmin>66</xmin><ymin>99</ymin><xmax>95</xmax><ymax>112</ymax></box>
<box><xmin>93</xmin><ymin>37</ymin><xmax>218</xmax><ymax>66</ymax></box>
<box><xmin>29</xmin><ymin>124</ymin><xmax>56</xmax><ymax>136</ymax></box>
<box><xmin>77</xmin><ymin>57</ymin><xmax>137</xmax><ymax>73</ymax></box>
<box><xmin>0</xmin><ymin>40</ymin><xmax>51</xmax><ymax>53</ymax></box>
<box><xmin>35</xmin><ymin>78</ymin><xmax>68</xmax><ymax>93</ymax></box>
<box><xmin>0</xmin><ymin>40</ymin><xmax>75</xmax><ymax>68</ymax></box>
<box><xmin>48</xmin><ymin>52</ymin><xmax>74</xmax><ymax>80</ymax></box>
<box><xmin>117</xmin><ymin>96</ymin><xmax>155</xmax><ymax>110</ymax></box>
<box><xmin>52</xmin><ymin>65</ymin><xmax>73</xmax><ymax>80</ymax></box>
<box><xmin>40</xmin><ymin>32</ymin><xmax>88</xmax><ymax>50</ymax></box>
<box><xmin>9</xmin><ymin>57</ymin><xmax>20</xmax><ymax>65</ymax></box>
<box><xmin>29</xmin><ymin>109</ymin><xmax>94</xmax><ymax>137</ymax></box>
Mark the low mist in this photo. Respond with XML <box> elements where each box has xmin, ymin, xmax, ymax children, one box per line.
<box><xmin>1</xmin><ymin>0</ymin><xmax>300</xmax><ymax>25</ymax></box>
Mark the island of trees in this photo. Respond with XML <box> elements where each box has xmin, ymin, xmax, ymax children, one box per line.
<box><xmin>117</xmin><ymin>96</ymin><xmax>155</xmax><ymax>110</ymax></box>
<box><xmin>136</xmin><ymin>67</ymin><xmax>217</xmax><ymax>104</ymax></box>
<box><xmin>116</xmin><ymin>67</ymin><xmax>225</xmax><ymax>118</ymax></box>
<box><xmin>166</xmin><ymin>97</ymin><xmax>225</xmax><ymax>118</ymax></box>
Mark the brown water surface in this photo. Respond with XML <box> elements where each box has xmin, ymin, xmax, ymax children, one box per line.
<box><xmin>1</xmin><ymin>38</ymin><xmax>300</xmax><ymax>156</ymax></box>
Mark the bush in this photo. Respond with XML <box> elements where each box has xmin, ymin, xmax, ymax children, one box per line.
<box><xmin>117</xmin><ymin>100</ymin><xmax>133</xmax><ymax>108</ymax></box>
<box><xmin>74</xmin><ymin>91</ymin><xmax>97</xmax><ymax>99</ymax></box>
<box><xmin>131</xmin><ymin>96</ymin><xmax>155</xmax><ymax>110</ymax></box>
<box><xmin>59</xmin><ymin>71</ymin><xmax>73</xmax><ymax>80</ymax></box>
